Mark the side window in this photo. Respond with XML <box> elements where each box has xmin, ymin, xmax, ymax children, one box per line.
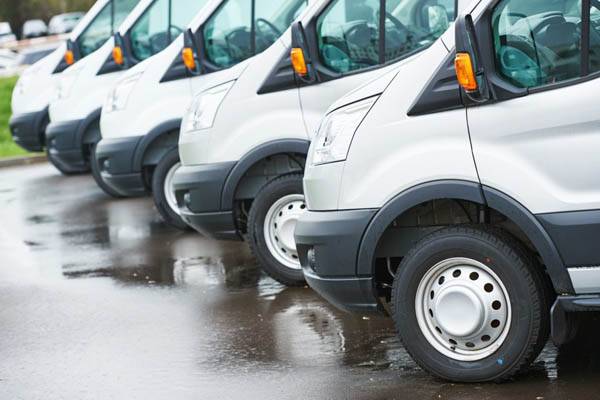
<box><xmin>204</xmin><ymin>0</ymin><xmax>307</xmax><ymax>69</ymax></box>
<box><xmin>77</xmin><ymin>0</ymin><xmax>139</xmax><ymax>58</ymax></box>
<box><xmin>317</xmin><ymin>0</ymin><xmax>457</xmax><ymax>74</ymax></box>
<box><xmin>77</xmin><ymin>3</ymin><xmax>114</xmax><ymax>57</ymax></box>
<box><xmin>492</xmin><ymin>0</ymin><xmax>582</xmax><ymax>88</ymax></box>
<box><xmin>317</xmin><ymin>0</ymin><xmax>380</xmax><ymax>73</ymax></box>
<box><xmin>130</xmin><ymin>0</ymin><xmax>170</xmax><ymax>61</ymax></box>
<box><xmin>130</xmin><ymin>0</ymin><xmax>209</xmax><ymax>61</ymax></box>
<box><xmin>255</xmin><ymin>0</ymin><xmax>307</xmax><ymax>53</ymax></box>
<box><xmin>589</xmin><ymin>3</ymin><xmax>600</xmax><ymax>72</ymax></box>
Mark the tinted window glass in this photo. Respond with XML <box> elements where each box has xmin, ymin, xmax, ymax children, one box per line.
<box><xmin>204</xmin><ymin>0</ymin><xmax>307</xmax><ymax>68</ymax></box>
<box><xmin>130</xmin><ymin>0</ymin><xmax>209</xmax><ymax>61</ymax></box>
<box><xmin>317</xmin><ymin>0</ymin><xmax>380</xmax><ymax>73</ymax></box>
<box><xmin>492</xmin><ymin>0</ymin><xmax>582</xmax><ymax>88</ymax></box>
<box><xmin>589</xmin><ymin>3</ymin><xmax>600</xmax><ymax>72</ymax></box>
<box><xmin>317</xmin><ymin>0</ymin><xmax>456</xmax><ymax>74</ymax></box>
<box><xmin>77</xmin><ymin>0</ymin><xmax>139</xmax><ymax>57</ymax></box>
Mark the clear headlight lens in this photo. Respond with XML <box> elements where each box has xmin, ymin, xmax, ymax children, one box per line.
<box><xmin>183</xmin><ymin>81</ymin><xmax>235</xmax><ymax>133</ymax></box>
<box><xmin>104</xmin><ymin>72</ymin><xmax>143</xmax><ymax>113</ymax></box>
<box><xmin>311</xmin><ymin>96</ymin><xmax>378</xmax><ymax>166</ymax></box>
<box><xmin>55</xmin><ymin>64</ymin><xmax>84</xmax><ymax>100</ymax></box>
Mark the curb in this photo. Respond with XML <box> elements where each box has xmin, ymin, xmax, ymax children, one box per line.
<box><xmin>0</xmin><ymin>154</ymin><xmax>47</xmax><ymax>168</ymax></box>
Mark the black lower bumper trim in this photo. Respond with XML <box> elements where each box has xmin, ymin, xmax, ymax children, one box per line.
<box><xmin>46</xmin><ymin>119</ymin><xmax>87</xmax><ymax>173</ymax></box>
<box><xmin>551</xmin><ymin>295</ymin><xmax>600</xmax><ymax>345</ymax></box>
<box><xmin>173</xmin><ymin>162</ymin><xmax>238</xmax><ymax>239</ymax></box>
<box><xmin>294</xmin><ymin>209</ymin><xmax>380</xmax><ymax>314</ymax></box>
<box><xmin>180</xmin><ymin>209</ymin><xmax>241</xmax><ymax>241</ymax></box>
<box><xmin>9</xmin><ymin>109</ymin><xmax>48</xmax><ymax>152</ymax></box>
<box><xmin>96</xmin><ymin>137</ymin><xmax>146</xmax><ymax>197</ymax></box>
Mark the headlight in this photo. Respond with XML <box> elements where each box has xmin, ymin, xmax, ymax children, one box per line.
<box><xmin>311</xmin><ymin>96</ymin><xmax>378</xmax><ymax>166</ymax></box>
<box><xmin>55</xmin><ymin>64</ymin><xmax>84</xmax><ymax>100</ymax></box>
<box><xmin>183</xmin><ymin>81</ymin><xmax>235</xmax><ymax>133</ymax></box>
<box><xmin>104</xmin><ymin>72</ymin><xmax>143</xmax><ymax>113</ymax></box>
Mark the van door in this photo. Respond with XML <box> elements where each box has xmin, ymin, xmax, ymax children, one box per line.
<box><xmin>299</xmin><ymin>0</ymin><xmax>458</xmax><ymax>135</ymax></box>
<box><xmin>467</xmin><ymin>0</ymin><xmax>600</xmax><ymax>270</ymax></box>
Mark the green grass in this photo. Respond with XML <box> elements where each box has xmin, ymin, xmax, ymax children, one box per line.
<box><xmin>0</xmin><ymin>76</ymin><xmax>28</xmax><ymax>159</ymax></box>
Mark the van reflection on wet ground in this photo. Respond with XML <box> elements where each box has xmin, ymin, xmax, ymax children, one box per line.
<box><xmin>1</xmin><ymin>163</ymin><xmax>600</xmax><ymax>400</ymax></box>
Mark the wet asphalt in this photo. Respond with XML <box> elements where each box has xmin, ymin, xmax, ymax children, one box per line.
<box><xmin>1</xmin><ymin>163</ymin><xmax>600</xmax><ymax>400</ymax></box>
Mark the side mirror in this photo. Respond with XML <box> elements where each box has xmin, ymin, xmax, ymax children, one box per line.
<box><xmin>112</xmin><ymin>32</ymin><xmax>129</xmax><ymax>68</ymax></box>
<box><xmin>291</xmin><ymin>21</ymin><xmax>316</xmax><ymax>83</ymax></box>
<box><xmin>182</xmin><ymin>28</ymin><xmax>201</xmax><ymax>75</ymax></box>
<box><xmin>455</xmin><ymin>14</ymin><xmax>490</xmax><ymax>103</ymax></box>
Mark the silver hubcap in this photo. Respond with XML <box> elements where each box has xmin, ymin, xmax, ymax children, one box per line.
<box><xmin>263</xmin><ymin>194</ymin><xmax>306</xmax><ymax>270</ymax></box>
<box><xmin>164</xmin><ymin>162</ymin><xmax>181</xmax><ymax>215</ymax></box>
<box><xmin>415</xmin><ymin>258</ymin><xmax>511</xmax><ymax>362</ymax></box>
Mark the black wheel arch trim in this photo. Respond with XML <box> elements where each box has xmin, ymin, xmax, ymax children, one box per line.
<box><xmin>355</xmin><ymin>180</ymin><xmax>574</xmax><ymax>294</ymax></box>
<box><xmin>220</xmin><ymin>139</ymin><xmax>310</xmax><ymax>211</ymax></box>
<box><xmin>132</xmin><ymin>119</ymin><xmax>182</xmax><ymax>173</ymax></box>
<box><xmin>77</xmin><ymin>108</ymin><xmax>102</xmax><ymax>148</ymax></box>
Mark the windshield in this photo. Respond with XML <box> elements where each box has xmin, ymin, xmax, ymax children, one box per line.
<box><xmin>76</xmin><ymin>0</ymin><xmax>140</xmax><ymax>58</ymax></box>
<box><xmin>203</xmin><ymin>0</ymin><xmax>307</xmax><ymax>68</ymax></box>
<box><xmin>129</xmin><ymin>0</ymin><xmax>210</xmax><ymax>61</ymax></box>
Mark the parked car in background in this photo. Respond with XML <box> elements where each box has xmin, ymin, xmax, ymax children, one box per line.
<box><xmin>95</xmin><ymin>0</ymin><xmax>310</xmax><ymax>228</ymax></box>
<box><xmin>0</xmin><ymin>49</ymin><xmax>22</xmax><ymax>75</ymax></box>
<box><xmin>49</xmin><ymin>13</ymin><xmax>85</xmax><ymax>35</ymax></box>
<box><xmin>10</xmin><ymin>0</ymin><xmax>141</xmax><ymax>154</ymax></box>
<box><xmin>0</xmin><ymin>22</ymin><xmax>17</xmax><ymax>44</ymax></box>
<box><xmin>22</xmin><ymin>19</ymin><xmax>48</xmax><ymax>39</ymax></box>
<box><xmin>46</xmin><ymin>0</ymin><xmax>209</xmax><ymax>176</ymax></box>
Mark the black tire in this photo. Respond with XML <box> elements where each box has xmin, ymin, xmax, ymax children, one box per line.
<box><xmin>247</xmin><ymin>173</ymin><xmax>306</xmax><ymax>287</ymax></box>
<box><xmin>46</xmin><ymin>147</ymin><xmax>82</xmax><ymax>176</ymax></box>
<box><xmin>391</xmin><ymin>226</ymin><xmax>551</xmax><ymax>383</ymax></box>
<box><xmin>152</xmin><ymin>148</ymin><xmax>189</xmax><ymax>231</ymax></box>
<box><xmin>90</xmin><ymin>143</ymin><xmax>124</xmax><ymax>198</ymax></box>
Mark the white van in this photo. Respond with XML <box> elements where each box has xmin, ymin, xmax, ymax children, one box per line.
<box><xmin>295</xmin><ymin>0</ymin><xmax>600</xmax><ymax>383</ymax></box>
<box><xmin>95</xmin><ymin>0</ymin><xmax>310</xmax><ymax>229</ymax></box>
<box><xmin>10</xmin><ymin>0</ymin><xmax>140</xmax><ymax>153</ymax></box>
<box><xmin>45</xmin><ymin>0</ymin><xmax>209</xmax><ymax>175</ymax></box>
<box><xmin>173</xmin><ymin>0</ymin><xmax>460</xmax><ymax>286</ymax></box>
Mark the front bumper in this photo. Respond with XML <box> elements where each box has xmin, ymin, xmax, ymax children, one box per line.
<box><xmin>294</xmin><ymin>209</ymin><xmax>381</xmax><ymax>314</ymax></box>
<box><xmin>9</xmin><ymin>109</ymin><xmax>48</xmax><ymax>152</ymax></box>
<box><xmin>95</xmin><ymin>136</ymin><xmax>146</xmax><ymax>197</ymax></box>
<box><xmin>172</xmin><ymin>162</ymin><xmax>239</xmax><ymax>240</ymax></box>
<box><xmin>46</xmin><ymin>119</ymin><xmax>88</xmax><ymax>173</ymax></box>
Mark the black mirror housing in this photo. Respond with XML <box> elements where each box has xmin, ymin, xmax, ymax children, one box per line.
<box><xmin>291</xmin><ymin>21</ymin><xmax>317</xmax><ymax>83</ymax></box>
<box><xmin>455</xmin><ymin>14</ymin><xmax>490</xmax><ymax>103</ymax></box>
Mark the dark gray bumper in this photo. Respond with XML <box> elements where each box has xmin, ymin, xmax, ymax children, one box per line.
<box><xmin>95</xmin><ymin>136</ymin><xmax>146</xmax><ymax>197</ymax></box>
<box><xmin>9</xmin><ymin>109</ymin><xmax>48</xmax><ymax>152</ymax></box>
<box><xmin>46</xmin><ymin>119</ymin><xmax>88</xmax><ymax>173</ymax></box>
<box><xmin>294</xmin><ymin>209</ymin><xmax>382</xmax><ymax>314</ymax></box>
<box><xmin>173</xmin><ymin>162</ymin><xmax>239</xmax><ymax>240</ymax></box>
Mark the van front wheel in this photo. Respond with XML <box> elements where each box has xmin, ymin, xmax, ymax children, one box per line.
<box><xmin>152</xmin><ymin>148</ymin><xmax>189</xmax><ymax>231</ymax></box>
<box><xmin>392</xmin><ymin>226</ymin><xmax>550</xmax><ymax>383</ymax></box>
<box><xmin>247</xmin><ymin>173</ymin><xmax>307</xmax><ymax>287</ymax></box>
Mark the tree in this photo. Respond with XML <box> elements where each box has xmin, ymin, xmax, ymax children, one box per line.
<box><xmin>0</xmin><ymin>0</ymin><xmax>95</xmax><ymax>38</ymax></box>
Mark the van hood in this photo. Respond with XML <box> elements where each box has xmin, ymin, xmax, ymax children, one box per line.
<box><xmin>193</xmin><ymin>56</ymin><xmax>253</xmax><ymax>94</ymax></box>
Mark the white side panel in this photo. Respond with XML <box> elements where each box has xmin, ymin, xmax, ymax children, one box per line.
<box><xmin>336</xmin><ymin>41</ymin><xmax>478</xmax><ymax>210</ymax></box>
<box><xmin>468</xmin><ymin>77</ymin><xmax>600</xmax><ymax>214</ymax></box>
<box><xmin>568</xmin><ymin>267</ymin><xmax>600</xmax><ymax>294</ymax></box>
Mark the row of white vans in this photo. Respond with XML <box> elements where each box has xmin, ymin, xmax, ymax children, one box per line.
<box><xmin>10</xmin><ymin>0</ymin><xmax>600</xmax><ymax>383</ymax></box>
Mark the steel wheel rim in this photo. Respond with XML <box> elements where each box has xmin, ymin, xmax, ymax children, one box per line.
<box><xmin>415</xmin><ymin>257</ymin><xmax>512</xmax><ymax>362</ymax></box>
<box><xmin>164</xmin><ymin>162</ymin><xmax>181</xmax><ymax>216</ymax></box>
<box><xmin>263</xmin><ymin>194</ymin><xmax>306</xmax><ymax>270</ymax></box>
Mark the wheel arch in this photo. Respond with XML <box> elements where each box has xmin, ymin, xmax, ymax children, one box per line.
<box><xmin>357</xmin><ymin>180</ymin><xmax>574</xmax><ymax>294</ymax></box>
<box><xmin>78</xmin><ymin>108</ymin><xmax>102</xmax><ymax>156</ymax></box>
<box><xmin>132</xmin><ymin>119</ymin><xmax>182</xmax><ymax>173</ymax></box>
<box><xmin>220</xmin><ymin>139</ymin><xmax>310</xmax><ymax>211</ymax></box>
